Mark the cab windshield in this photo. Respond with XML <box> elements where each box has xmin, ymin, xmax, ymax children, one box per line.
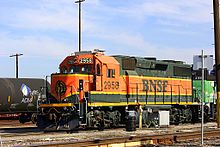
<box><xmin>68</xmin><ymin>65</ymin><xmax>92</xmax><ymax>74</ymax></box>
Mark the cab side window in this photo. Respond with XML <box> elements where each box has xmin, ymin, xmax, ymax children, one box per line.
<box><xmin>61</xmin><ymin>66</ymin><xmax>68</xmax><ymax>73</ymax></box>
<box><xmin>107</xmin><ymin>69</ymin><xmax>115</xmax><ymax>78</ymax></box>
<box><xmin>81</xmin><ymin>65</ymin><xmax>92</xmax><ymax>73</ymax></box>
<box><xmin>70</xmin><ymin>66</ymin><xmax>80</xmax><ymax>73</ymax></box>
<box><xmin>97</xmin><ymin>64</ymin><xmax>101</xmax><ymax>76</ymax></box>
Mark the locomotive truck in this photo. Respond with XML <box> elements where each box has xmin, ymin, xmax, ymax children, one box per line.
<box><xmin>36</xmin><ymin>50</ymin><xmax>215</xmax><ymax>130</ymax></box>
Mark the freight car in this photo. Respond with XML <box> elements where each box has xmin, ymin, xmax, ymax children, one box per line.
<box><xmin>0</xmin><ymin>78</ymin><xmax>49</xmax><ymax>123</ymax></box>
<box><xmin>37</xmin><ymin>50</ymin><xmax>214</xmax><ymax>130</ymax></box>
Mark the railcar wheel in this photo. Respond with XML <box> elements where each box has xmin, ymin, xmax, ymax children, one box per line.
<box><xmin>19</xmin><ymin>113</ymin><xmax>31</xmax><ymax>124</ymax></box>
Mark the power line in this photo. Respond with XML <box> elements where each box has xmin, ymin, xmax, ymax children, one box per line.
<box><xmin>9</xmin><ymin>53</ymin><xmax>23</xmax><ymax>78</ymax></box>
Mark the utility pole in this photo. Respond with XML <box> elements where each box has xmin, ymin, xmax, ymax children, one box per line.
<box><xmin>9</xmin><ymin>53</ymin><xmax>23</xmax><ymax>78</ymax></box>
<box><xmin>213</xmin><ymin>0</ymin><xmax>220</xmax><ymax>128</ymax></box>
<box><xmin>201</xmin><ymin>50</ymin><xmax>205</xmax><ymax>146</ymax></box>
<box><xmin>75</xmin><ymin>0</ymin><xmax>85</xmax><ymax>52</ymax></box>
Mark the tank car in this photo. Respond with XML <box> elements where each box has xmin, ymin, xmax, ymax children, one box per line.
<box><xmin>37</xmin><ymin>50</ymin><xmax>208</xmax><ymax>131</ymax></box>
<box><xmin>0</xmin><ymin>78</ymin><xmax>49</xmax><ymax>123</ymax></box>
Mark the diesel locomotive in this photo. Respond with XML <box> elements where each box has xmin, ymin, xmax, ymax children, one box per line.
<box><xmin>37</xmin><ymin>50</ymin><xmax>216</xmax><ymax>130</ymax></box>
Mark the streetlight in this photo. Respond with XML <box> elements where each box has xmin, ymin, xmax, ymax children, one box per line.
<box><xmin>75</xmin><ymin>0</ymin><xmax>85</xmax><ymax>52</ymax></box>
<box><xmin>9</xmin><ymin>53</ymin><xmax>23</xmax><ymax>78</ymax></box>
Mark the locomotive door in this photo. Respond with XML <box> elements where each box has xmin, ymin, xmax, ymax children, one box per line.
<box><xmin>95</xmin><ymin>63</ymin><xmax>102</xmax><ymax>91</ymax></box>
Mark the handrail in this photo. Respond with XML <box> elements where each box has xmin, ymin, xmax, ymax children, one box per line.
<box><xmin>68</xmin><ymin>85</ymin><xmax>80</xmax><ymax>102</ymax></box>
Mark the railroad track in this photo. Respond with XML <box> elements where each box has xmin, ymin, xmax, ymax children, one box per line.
<box><xmin>37</xmin><ymin>128</ymin><xmax>220</xmax><ymax>146</ymax></box>
<box><xmin>0</xmin><ymin>122</ymin><xmax>218</xmax><ymax>146</ymax></box>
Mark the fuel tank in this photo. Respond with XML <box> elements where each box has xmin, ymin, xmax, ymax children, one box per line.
<box><xmin>0</xmin><ymin>78</ymin><xmax>49</xmax><ymax>113</ymax></box>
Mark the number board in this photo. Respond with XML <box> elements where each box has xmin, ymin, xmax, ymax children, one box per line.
<box><xmin>104</xmin><ymin>81</ymin><xmax>120</xmax><ymax>90</ymax></box>
<box><xmin>79</xmin><ymin>58</ymin><xmax>93</xmax><ymax>64</ymax></box>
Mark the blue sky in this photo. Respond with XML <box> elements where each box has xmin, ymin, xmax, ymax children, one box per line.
<box><xmin>0</xmin><ymin>0</ymin><xmax>214</xmax><ymax>78</ymax></box>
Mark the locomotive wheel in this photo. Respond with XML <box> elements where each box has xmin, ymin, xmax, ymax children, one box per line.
<box><xmin>36</xmin><ymin>115</ymin><xmax>52</xmax><ymax>130</ymax></box>
<box><xmin>183</xmin><ymin>108</ymin><xmax>192</xmax><ymax>123</ymax></box>
<box><xmin>98</xmin><ymin>111</ymin><xmax>105</xmax><ymax>131</ymax></box>
<box><xmin>98</xmin><ymin>119</ymin><xmax>105</xmax><ymax>131</ymax></box>
<box><xmin>170</xmin><ymin>108</ymin><xmax>180</xmax><ymax>125</ymax></box>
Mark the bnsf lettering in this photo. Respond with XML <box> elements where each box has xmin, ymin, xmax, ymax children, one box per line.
<box><xmin>142</xmin><ymin>80</ymin><xmax>168</xmax><ymax>92</ymax></box>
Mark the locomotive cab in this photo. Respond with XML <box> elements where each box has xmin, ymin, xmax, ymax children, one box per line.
<box><xmin>50</xmin><ymin>51</ymin><xmax>95</xmax><ymax>103</ymax></box>
<box><xmin>50</xmin><ymin>50</ymin><xmax>120</xmax><ymax>103</ymax></box>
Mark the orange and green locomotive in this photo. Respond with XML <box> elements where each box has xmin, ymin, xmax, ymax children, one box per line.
<box><xmin>37</xmin><ymin>50</ymin><xmax>205</xmax><ymax>130</ymax></box>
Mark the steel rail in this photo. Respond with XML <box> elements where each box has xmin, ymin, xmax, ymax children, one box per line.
<box><xmin>34</xmin><ymin>128</ymin><xmax>220</xmax><ymax>147</ymax></box>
